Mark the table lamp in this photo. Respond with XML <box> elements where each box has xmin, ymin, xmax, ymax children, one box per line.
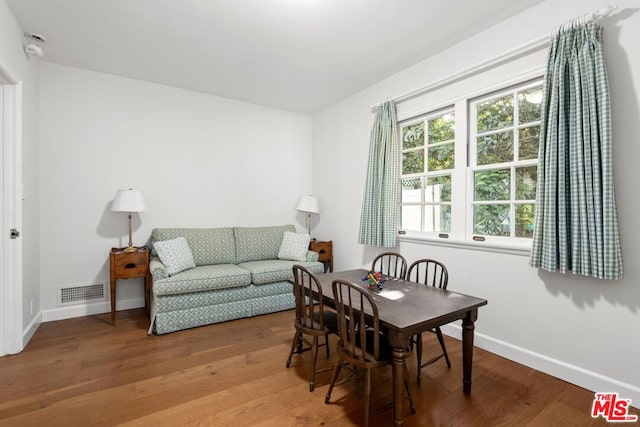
<box><xmin>111</xmin><ymin>188</ymin><xmax>147</xmax><ymax>252</ymax></box>
<box><xmin>295</xmin><ymin>195</ymin><xmax>319</xmax><ymax>236</ymax></box>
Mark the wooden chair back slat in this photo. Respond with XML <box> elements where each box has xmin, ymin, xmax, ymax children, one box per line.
<box><xmin>371</xmin><ymin>252</ymin><xmax>408</xmax><ymax>279</ymax></box>
<box><xmin>407</xmin><ymin>259</ymin><xmax>448</xmax><ymax>290</ymax></box>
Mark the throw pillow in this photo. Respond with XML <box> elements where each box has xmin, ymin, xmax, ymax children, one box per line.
<box><xmin>278</xmin><ymin>231</ymin><xmax>311</xmax><ymax>262</ymax></box>
<box><xmin>154</xmin><ymin>237</ymin><xmax>196</xmax><ymax>276</ymax></box>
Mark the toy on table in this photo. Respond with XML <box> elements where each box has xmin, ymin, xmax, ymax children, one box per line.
<box><xmin>362</xmin><ymin>270</ymin><xmax>385</xmax><ymax>291</ymax></box>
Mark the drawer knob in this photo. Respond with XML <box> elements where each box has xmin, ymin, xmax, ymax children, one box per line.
<box><xmin>125</xmin><ymin>263</ymin><xmax>137</xmax><ymax>269</ymax></box>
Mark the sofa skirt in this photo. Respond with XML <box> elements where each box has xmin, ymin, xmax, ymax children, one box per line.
<box><xmin>149</xmin><ymin>281</ymin><xmax>295</xmax><ymax>334</ymax></box>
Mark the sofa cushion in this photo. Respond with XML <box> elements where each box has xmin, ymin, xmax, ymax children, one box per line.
<box><xmin>278</xmin><ymin>231</ymin><xmax>311</xmax><ymax>262</ymax></box>
<box><xmin>234</xmin><ymin>225</ymin><xmax>295</xmax><ymax>263</ymax></box>
<box><xmin>238</xmin><ymin>259</ymin><xmax>324</xmax><ymax>285</ymax></box>
<box><xmin>153</xmin><ymin>264</ymin><xmax>251</xmax><ymax>296</ymax></box>
<box><xmin>153</xmin><ymin>237</ymin><xmax>196</xmax><ymax>276</ymax></box>
<box><xmin>151</xmin><ymin>227</ymin><xmax>236</xmax><ymax>266</ymax></box>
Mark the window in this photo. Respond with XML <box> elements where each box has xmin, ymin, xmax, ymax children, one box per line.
<box><xmin>470</xmin><ymin>81</ymin><xmax>542</xmax><ymax>239</ymax></box>
<box><xmin>399</xmin><ymin>78</ymin><xmax>543</xmax><ymax>245</ymax></box>
<box><xmin>400</xmin><ymin>109</ymin><xmax>455</xmax><ymax>234</ymax></box>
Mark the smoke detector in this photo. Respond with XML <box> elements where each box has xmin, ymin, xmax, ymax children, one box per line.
<box><xmin>25</xmin><ymin>32</ymin><xmax>47</xmax><ymax>43</ymax></box>
<box><xmin>23</xmin><ymin>32</ymin><xmax>46</xmax><ymax>59</ymax></box>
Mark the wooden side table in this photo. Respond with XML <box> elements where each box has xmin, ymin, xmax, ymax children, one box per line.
<box><xmin>109</xmin><ymin>247</ymin><xmax>151</xmax><ymax>325</ymax></box>
<box><xmin>310</xmin><ymin>240</ymin><xmax>333</xmax><ymax>273</ymax></box>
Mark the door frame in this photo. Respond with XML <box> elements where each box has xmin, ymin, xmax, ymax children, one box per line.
<box><xmin>0</xmin><ymin>59</ymin><xmax>23</xmax><ymax>357</ymax></box>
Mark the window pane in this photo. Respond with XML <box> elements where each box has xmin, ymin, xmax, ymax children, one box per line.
<box><xmin>519</xmin><ymin>125</ymin><xmax>540</xmax><ymax>160</ymax></box>
<box><xmin>425</xmin><ymin>175</ymin><xmax>451</xmax><ymax>202</ymax></box>
<box><xmin>401</xmin><ymin>205</ymin><xmax>421</xmax><ymax>231</ymax></box>
<box><xmin>401</xmin><ymin>177</ymin><xmax>421</xmax><ymax>203</ymax></box>
<box><xmin>518</xmin><ymin>87</ymin><xmax>543</xmax><ymax>124</ymax></box>
<box><xmin>474</xmin><ymin>169</ymin><xmax>510</xmax><ymax>201</ymax></box>
<box><xmin>428</xmin><ymin>113</ymin><xmax>455</xmax><ymax>144</ymax></box>
<box><xmin>402</xmin><ymin>149</ymin><xmax>424</xmax><ymax>174</ymax></box>
<box><xmin>476</xmin><ymin>95</ymin><xmax>513</xmax><ymax>133</ymax></box>
<box><xmin>427</xmin><ymin>143</ymin><xmax>455</xmax><ymax>171</ymax></box>
<box><xmin>516</xmin><ymin>166</ymin><xmax>537</xmax><ymax>200</ymax></box>
<box><xmin>424</xmin><ymin>204</ymin><xmax>451</xmax><ymax>233</ymax></box>
<box><xmin>402</xmin><ymin>122</ymin><xmax>424</xmax><ymax>149</ymax></box>
<box><xmin>477</xmin><ymin>131</ymin><xmax>513</xmax><ymax>165</ymax></box>
<box><xmin>474</xmin><ymin>204</ymin><xmax>510</xmax><ymax>236</ymax></box>
<box><xmin>515</xmin><ymin>203</ymin><xmax>535</xmax><ymax>237</ymax></box>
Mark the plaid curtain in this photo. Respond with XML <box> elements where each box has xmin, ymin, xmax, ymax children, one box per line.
<box><xmin>530</xmin><ymin>20</ymin><xmax>623</xmax><ymax>279</ymax></box>
<box><xmin>359</xmin><ymin>100</ymin><xmax>399</xmax><ymax>248</ymax></box>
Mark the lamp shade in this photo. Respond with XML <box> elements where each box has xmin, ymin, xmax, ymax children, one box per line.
<box><xmin>295</xmin><ymin>195</ymin><xmax>319</xmax><ymax>214</ymax></box>
<box><xmin>111</xmin><ymin>189</ymin><xmax>147</xmax><ymax>212</ymax></box>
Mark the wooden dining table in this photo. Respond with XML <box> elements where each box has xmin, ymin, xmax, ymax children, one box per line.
<box><xmin>313</xmin><ymin>269</ymin><xmax>488</xmax><ymax>426</ymax></box>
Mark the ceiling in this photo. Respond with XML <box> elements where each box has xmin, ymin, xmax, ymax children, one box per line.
<box><xmin>7</xmin><ymin>0</ymin><xmax>545</xmax><ymax>114</ymax></box>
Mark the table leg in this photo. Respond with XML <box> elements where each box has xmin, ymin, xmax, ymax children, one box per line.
<box><xmin>462</xmin><ymin>309</ymin><xmax>478</xmax><ymax>393</ymax></box>
<box><xmin>391</xmin><ymin>346</ymin><xmax>406</xmax><ymax>426</ymax></box>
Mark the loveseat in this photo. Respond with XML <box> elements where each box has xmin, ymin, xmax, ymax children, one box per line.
<box><xmin>148</xmin><ymin>224</ymin><xmax>324</xmax><ymax>334</ymax></box>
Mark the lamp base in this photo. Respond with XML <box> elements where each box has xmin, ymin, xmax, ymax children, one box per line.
<box><xmin>122</xmin><ymin>245</ymin><xmax>138</xmax><ymax>253</ymax></box>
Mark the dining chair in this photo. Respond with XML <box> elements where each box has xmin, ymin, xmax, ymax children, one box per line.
<box><xmin>371</xmin><ymin>252</ymin><xmax>408</xmax><ymax>279</ymax></box>
<box><xmin>286</xmin><ymin>265</ymin><xmax>338</xmax><ymax>392</ymax></box>
<box><xmin>325</xmin><ymin>279</ymin><xmax>414</xmax><ymax>426</ymax></box>
<box><xmin>406</xmin><ymin>258</ymin><xmax>451</xmax><ymax>384</ymax></box>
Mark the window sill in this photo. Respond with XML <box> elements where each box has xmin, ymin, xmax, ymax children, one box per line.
<box><xmin>398</xmin><ymin>233</ymin><xmax>532</xmax><ymax>257</ymax></box>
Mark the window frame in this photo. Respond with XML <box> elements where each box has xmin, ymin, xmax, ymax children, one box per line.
<box><xmin>398</xmin><ymin>76</ymin><xmax>544</xmax><ymax>251</ymax></box>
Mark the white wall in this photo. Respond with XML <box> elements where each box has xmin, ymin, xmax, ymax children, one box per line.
<box><xmin>0</xmin><ymin>0</ymin><xmax>40</xmax><ymax>344</ymax></box>
<box><xmin>38</xmin><ymin>62</ymin><xmax>313</xmax><ymax>318</ymax></box>
<box><xmin>312</xmin><ymin>0</ymin><xmax>640</xmax><ymax>404</ymax></box>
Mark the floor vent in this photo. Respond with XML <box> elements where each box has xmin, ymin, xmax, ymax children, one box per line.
<box><xmin>57</xmin><ymin>283</ymin><xmax>106</xmax><ymax>306</ymax></box>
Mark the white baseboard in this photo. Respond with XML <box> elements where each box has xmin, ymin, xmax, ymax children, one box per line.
<box><xmin>23</xmin><ymin>312</ymin><xmax>42</xmax><ymax>349</ymax></box>
<box><xmin>41</xmin><ymin>298</ymin><xmax>145</xmax><ymax>322</ymax></box>
<box><xmin>441</xmin><ymin>324</ymin><xmax>640</xmax><ymax>409</ymax></box>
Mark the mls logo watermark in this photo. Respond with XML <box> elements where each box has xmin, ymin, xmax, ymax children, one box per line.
<box><xmin>591</xmin><ymin>393</ymin><xmax>638</xmax><ymax>422</ymax></box>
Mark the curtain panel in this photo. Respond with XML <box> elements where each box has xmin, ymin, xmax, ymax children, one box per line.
<box><xmin>530</xmin><ymin>20</ymin><xmax>623</xmax><ymax>279</ymax></box>
<box><xmin>359</xmin><ymin>100</ymin><xmax>399</xmax><ymax>248</ymax></box>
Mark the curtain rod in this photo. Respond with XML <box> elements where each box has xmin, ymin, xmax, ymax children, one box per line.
<box><xmin>370</xmin><ymin>4</ymin><xmax>618</xmax><ymax>113</ymax></box>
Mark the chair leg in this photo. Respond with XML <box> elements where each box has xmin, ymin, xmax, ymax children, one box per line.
<box><xmin>416</xmin><ymin>333</ymin><xmax>423</xmax><ymax>384</ymax></box>
<box><xmin>404</xmin><ymin>363</ymin><xmax>416</xmax><ymax>414</ymax></box>
<box><xmin>310</xmin><ymin>336</ymin><xmax>319</xmax><ymax>392</ymax></box>
<box><xmin>325</xmin><ymin>333</ymin><xmax>330</xmax><ymax>357</ymax></box>
<box><xmin>325</xmin><ymin>361</ymin><xmax>343</xmax><ymax>403</ymax></box>
<box><xmin>364</xmin><ymin>368</ymin><xmax>371</xmax><ymax>427</ymax></box>
<box><xmin>435</xmin><ymin>327</ymin><xmax>451</xmax><ymax>368</ymax></box>
<box><xmin>286</xmin><ymin>331</ymin><xmax>301</xmax><ymax>368</ymax></box>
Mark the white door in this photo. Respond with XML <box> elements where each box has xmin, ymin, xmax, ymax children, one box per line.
<box><xmin>0</xmin><ymin>69</ymin><xmax>24</xmax><ymax>356</ymax></box>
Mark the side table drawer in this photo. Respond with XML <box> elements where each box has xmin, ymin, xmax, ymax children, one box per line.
<box><xmin>113</xmin><ymin>252</ymin><xmax>148</xmax><ymax>278</ymax></box>
<box><xmin>310</xmin><ymin>241</ymin><xmax>332</xmax><ymax>261</ymax></box>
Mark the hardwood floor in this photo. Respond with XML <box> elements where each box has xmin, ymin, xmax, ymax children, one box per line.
<box><xmin>0</xmin><ymin>309</ymin><xmax>633</xmax><ymax>426</ymax></box>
